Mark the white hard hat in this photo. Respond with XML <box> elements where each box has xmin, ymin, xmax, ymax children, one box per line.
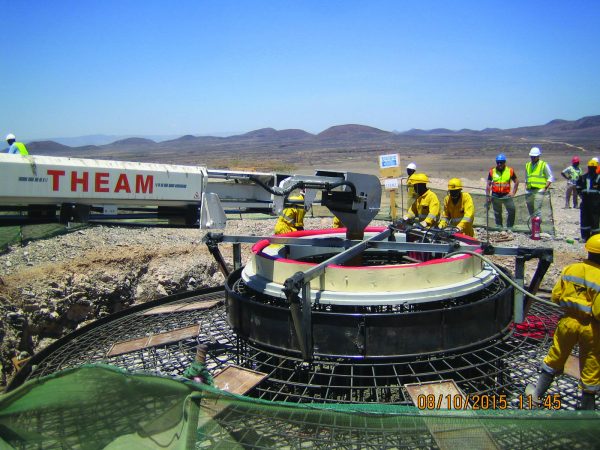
<box><xmin>593</xmin><ymin>157</ymin><xmax>599</xmax><ymax>163</ymax></box>
<box><xmin>406</xmin><ymin>162</ymin><xmax>417</xmax><ymax>170</ymax></box>
<box><xmin>6</xmin><ymin>133</ymin><xmax>16</xmax><ymax>141</ymax></box>
<box><xmin>529</xmin><ymin>147</ymin><xmax>541</xmax><ymax>157</ymax></box>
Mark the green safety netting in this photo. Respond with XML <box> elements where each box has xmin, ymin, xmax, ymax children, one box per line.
<box><xmin>377</xmin><ymin>187</ymin><xmax>555</xmax><ymax>235</ymax></box>
<box><xmin>1</xmin><ymin>184</ymin><xmax>555</xmax><ymax>251</ymax></box>
<box><xmin>0</xmin><ymin>226</ymin><xmax>20</xmax><ymax>251</ymax></box>
<box><xmin>0</xmin><ymin>223</ymin><xmax>88</xmax><ymax>251</ymax></box>
<box><xmin>1</xmin><ymin>365</ymin><xmax>598</xmax><ymax>449</ymax></box>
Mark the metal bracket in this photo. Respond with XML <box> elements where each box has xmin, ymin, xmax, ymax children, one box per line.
<box><xmin>500</xmin><ymin>247</ymin><xmax>553</xmax><ymax>323</ymax></box>
<box><xmin>202</xmin><ymin>232</ymin><xmax>230</xmax><ymax>277</ymax></box>
<box><xmin>514</xmin><ymin>256</ymin><xmax>526</xmax><ymax>323</ymax></box>
<box><xmin>283</xmin><ymin>272</ymin><xmax>312</xmax><ymax>361</ymax></box>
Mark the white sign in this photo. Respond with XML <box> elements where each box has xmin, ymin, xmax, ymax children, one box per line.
<box><xmin>384</xmin><ymin>178</ymin><xmax>399</xmax><ymax>190</ymax></box>
<box><xmin>379</xmin><ymin>153</ymin><xmax>399</xmax><ymax>169</ymax></box>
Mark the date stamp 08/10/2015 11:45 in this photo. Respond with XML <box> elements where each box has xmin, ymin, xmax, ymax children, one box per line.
<box><xmin>416</xmin><ymin>393</ymin><xmax>562</xmax><ymax>410</ymax></box>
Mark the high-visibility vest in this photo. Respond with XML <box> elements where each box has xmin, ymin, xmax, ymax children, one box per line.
<box><xmin>9</xmin><ymin>142</ymin><xmax>29</xmax><ymax>155</ymax></box>
<box><xmin>526</xmin><ymin>160</ymin><xmax>548</xmax><ymax>189</ymax></box>
<box><xmin>552</xmin><ymin>260</ymin><xmax>600</xmax><ymax>321</ymax></box>
<box><xmin>489</xmin><ymin>167</ymin><xmax>514</xmax><ymax>194</ymax></box>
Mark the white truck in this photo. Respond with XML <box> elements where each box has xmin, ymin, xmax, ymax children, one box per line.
<box><xmin>0</xmin><ymin>153</ymin><xmax>381</xmax><ymax>232</ymax></box>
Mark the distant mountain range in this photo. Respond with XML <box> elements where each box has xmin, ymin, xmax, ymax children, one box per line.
<box><xmin>24</xmin><ymin>116</ymin><xmax>600</xmax><ymax>169</ymax></box>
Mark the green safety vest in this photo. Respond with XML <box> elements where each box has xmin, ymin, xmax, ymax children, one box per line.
<box><xmin>526</xmin><ymin>160</ymin><xmax>547</xmax><ymax>189</ymax></box>
<box><xmin>14</xmin><ymin>142</ymin><xmax>29</xmax><ymax>155</ymax></box>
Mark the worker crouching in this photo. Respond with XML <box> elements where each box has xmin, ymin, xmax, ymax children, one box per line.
<box><xmin>526</xmin><ymin>234</ymin><xmax>600</xmax><ymax>409</ymax></box>
<box><xmin>274</xmin><ymin>191</ymin><xmax>306</xmax><ymax>234</ymax></box>
<box><xmin>438</xmin><ymin>178</ymin><xmax>475</xmax><ymax>237</ymax></box>
<box><xmin>403</xmin><ymin>173</ymin><xmax>440</xmax><ymax>228</ymax></box>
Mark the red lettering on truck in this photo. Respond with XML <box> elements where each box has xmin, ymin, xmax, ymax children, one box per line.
<box><xmin>95</xmin><ymin>172</ymin><xmax>110</xmax><ymax>192</ymax></box>
<box><xmin>47</xmin><ymin>170</ymin><xmax>66</xmax><ymax>191</ymax></box>
<box><xmin>136</xmin><ymin>174</ymin><xmax>153</xmax><ymax>194</ymax></box>
<box><xmin>114</xmin><ymin>174</ymin><xmax>131</xmax><ymax>193</ymax></box>
<box><xmin>71</xmin><ymin>171</ymin><xmax>89</xmax><ymax>192</ymax></box>
<box><xmin>46</xmin><ymin>170</ymin><xmax>154</xmax><ymax>194</ymax></box>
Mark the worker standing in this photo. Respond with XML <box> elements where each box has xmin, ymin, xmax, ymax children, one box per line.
<box><xmin>439</xmin><ymin>178</ymin><xmax>475</xmax><ymax>237</ymax></box>
<box><xmin>406</xmin><ymin>162</ymin><xmax>417</xmax><ymax>178</ymax></box>
<box><xmin>274</xmin><ymin>190</ymin><xmax>306</xmax><ymax>234</ymax></box>
<box><xmin>576</xmin><ymin>159</ymin><xmax>600</xmax><ymax>242</ymax></box>
<box><xmin>403</xmin><ymin>173</ymin><xmax>440</xmax><ymax>228</ymax></box>
<box><xmin>525</xmin><ymin>147</ymin><xmax>553</xmax><ymax>222</ymax></box>
<box><xmin>526</xmin><ymin>234</ymin><xmax>600</xmax><ymax>410</ymax></box>
<box><xmin>561</xmin><ymin>156</ymin><xmax>582</xmax><ymax>208</ymax></box>
<box><xmin>486</xmin><ymin>154</ymin><xmax>519</xmax><ymax>231</ymax></box>
<box><xmin>5</xmin><ymin>134</ymin><xmax>29</xmax><ymax>155</ymax></box>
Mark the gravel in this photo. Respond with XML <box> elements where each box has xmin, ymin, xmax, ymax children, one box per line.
<box><xmin>0</xmin><ymin>179</ymin><xmax>586</xmax><ymax>384</ymax></box>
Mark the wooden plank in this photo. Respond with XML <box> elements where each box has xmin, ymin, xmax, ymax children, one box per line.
<box><xmin>107</xmin><ymin>336</ymin><xmax>149</xmax><ymax>357</ymax></box>
<box><xmin>405</xmin><ymin>380</ymin><xmax>500</xmax><ymax>450</ymax></box>
<box><xmin>107</xmin><ymin>324</ymin><xmax>200</xmax><ymax>357</ymax></box>
<box><xmin>148</xmin><ymin>324</ymin><xmax>200</xmax><ymax>347</ymax></box>
<box><xmin>213</xmin><ymin>365</ymin><xmax>267</xmax><ymax>395</ymax></box>
<box><xmin>564</xmin><ymin>355</ymin><xmax>580</xmax><ymax>379</ymax></box>
<box><xmin>405</xmin><ymin>380</ymin><xmax>466</xmax><ymax>408</ymax></box>
<box><xmin>142</xmin><ymin>300</ymin><xmax>220</xmax><ymax>315</ymax></box>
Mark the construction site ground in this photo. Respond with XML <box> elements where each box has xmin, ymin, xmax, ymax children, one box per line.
<box><xmin>0</xmin><ymin>175</ymin><xmax>586</xmax><ymax>387</ymax></box>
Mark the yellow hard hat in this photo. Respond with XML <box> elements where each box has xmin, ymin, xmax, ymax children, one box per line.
<box><xmin>448</xmin><ymin>178</ymin><xmax>462</xmax><ymax>190</ymax></box>
<box><xmin>588</xmin><ymin>159</ymin><xmax>599</xmax><ymax>168</ymax></box>
<box><xmin>408</xmin><ymin>173</ymin><xmax>429</xmax><ymax>185</ymax></box>
<box><xmin>585</xmin><ymin>234</ymin><xmax>600</xmax><ymax>254</ymax></box>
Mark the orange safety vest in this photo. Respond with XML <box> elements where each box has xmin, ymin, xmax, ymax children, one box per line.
<box><xmin>489</xmin><ymin>167</ymin><xmax>514</xmax><ymax>195</ymax></box>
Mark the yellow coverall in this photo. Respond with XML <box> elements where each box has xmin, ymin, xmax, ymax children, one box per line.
<box><xmin>542</xmin><ymin>260</ymin><xmax>600</xmax><ymax>392</ymax></box>
<box><xmin>406</xmin><ymin>189</ymin><xmax>440</xmax><ymax>227</ymax></box>
<box><xmin>274</xmin><ymin>194</ymin><xmax>306</xmax><ymax>234</ymax></box>
<box><xmin>438</xmin><ymin>192</ymin><xmax>475</xmax><ymax>237</ymax></box>
<box><xmin>332</xmin><ymin>216</ymin><xmax>343</xmax><ymax>228</ymax></box>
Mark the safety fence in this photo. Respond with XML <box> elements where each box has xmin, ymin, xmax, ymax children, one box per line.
<box><xmin>0</xmin><ymin>186</ymin><xmax>555</xmax><ymax>252</ymax></box>
<box><xmin>0</xmin><ymin>364</ymin><xmax>597</xmax><ymax>449</ymax></box>
<box><xmin>389</xmin><ymin>186</ymin><xmax>554</xmax><ymax>235</ymax></box>
<box><xmin>0</xmin><ymin>223</ymin><xmax>87</xmax><ymax>252</ymax></box>
<box><xmin>312</xmin><ymin>186</ymin><xmax>555</xmax><ymax>235</ymax></box>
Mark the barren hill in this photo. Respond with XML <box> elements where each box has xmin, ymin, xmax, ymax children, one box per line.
<box><xmin>23</xmin><ymin>115</ymin><xmax>600</xmax><ymax>173</ymax></box>
<box><xmin>317</xmin><ymin>124</ymin><xmax>391</xmax><ymax>140</ymax></box>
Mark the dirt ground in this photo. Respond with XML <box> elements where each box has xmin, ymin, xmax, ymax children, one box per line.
<box><xmin>0</xmin><ymin>151</ymin><xmax>589</xmax><ymax>386</ymax></box>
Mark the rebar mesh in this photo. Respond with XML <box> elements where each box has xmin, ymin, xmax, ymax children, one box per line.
<box><xmin>15</xmin><ymin>288</ymin><xmax>583</xmax><ymax>410</ymax></box>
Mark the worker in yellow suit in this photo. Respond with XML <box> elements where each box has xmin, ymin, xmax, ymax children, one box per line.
<box><xmin>332</xmin><ymin>216</ymin><xmax>343</xmax><ymax>228</ymax></box>
<box><xmin>526</xmin><ymin>234</ymin><xmax>600</xmax><ymax>409</ymax></box>
<box><xmin>274</xmin><ymin>192</ymin><xmax>306</xmax><ymax>234</ymax></box>
<box><xmin>403</xmin><ymin>173</ymin><xmax>440</xmax><ymax>227</ymax></box>
<box><xmin>438</xmin><ymin>178</ymin><xmax>475</xmax><ymax>237</ymax></box>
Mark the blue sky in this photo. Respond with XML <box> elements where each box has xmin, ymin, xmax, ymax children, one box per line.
<box><xmin>2</xmin><ymin>1</ymin><xmax>599</xmax><ymax>140</ymax></box>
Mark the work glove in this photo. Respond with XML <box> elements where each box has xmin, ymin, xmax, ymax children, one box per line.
<box><xmin>439</xmin><ymin>221</ymin><xmax>447</xmax><ymax>229</ymax></box>
<box><xmin>419</xmin><ymin>220</ymin><xmax>429</xmax><ymax>228</ymax></box>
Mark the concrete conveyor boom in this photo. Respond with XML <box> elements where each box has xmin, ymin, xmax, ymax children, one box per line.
<box><xmin>0</xmin><ymin>154</ymin><xmax>381</xmax><ymax>230</ymax></box>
